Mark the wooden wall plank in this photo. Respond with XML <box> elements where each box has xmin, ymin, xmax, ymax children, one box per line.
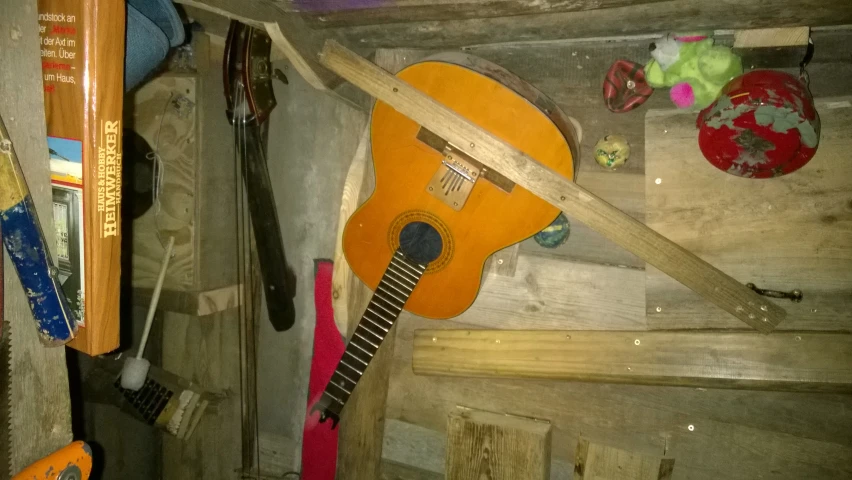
<box><xmin>386</xmin><ymin>317</ymin><xmax>852</xmax><ymax>480</ymax></box>
<box><xmin>298</xmin><ymin>0</ymin><xmax>667</xmax><ymax>28</ymax></box>
<box><xmin>645</xmin><ymin>99</ymin><xmax>852</xmax><ymax>332</ymax></box>
<box><xmin>322</xmin><ymin>1</ymin><xmax>852</xmax><ymax>48</ymax></box>
<box><xmin>1</xmin><ymin>0</ymin><xmax>73</xmax><ymax>471</ymax></box>
<box><xmin>446</xmin><ymin>408</ymin><xmax>551</xmax><ymax>480</ymax></box>
<box><xmin>413</xmin><ymin>330</ymin><xmax>852</xmax><ymax>393</ymax></box>
<box><xmin>459</xmin><ymin>254</ymin><xmax>645</xmax><ymax>330</ymax></box>
<box><xmin>318</xmin><ymin>40</ymin><xmax>787</xmax><ymax>333</ymax></box>
<box><xmin>575</xmin><ymin>437</ymin><xmax>675</xmax><ymax>480</ymax></box>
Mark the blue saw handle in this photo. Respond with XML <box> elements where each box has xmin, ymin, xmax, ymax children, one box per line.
<box><xmin>0</xmin><ymin>114</ymin><xmax>77</xmax><ymax>345</ymax></box>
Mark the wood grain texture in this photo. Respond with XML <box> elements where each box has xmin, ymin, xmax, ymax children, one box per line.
<box><xmin>1</xmin><ymin>0</ymin><xmax>73</xmax><ymax>470</ymax></box>
<box><xmin>575</xmin><ymin>437</ymin><xmax>675</xmax><ymax>480</ymax></box>
<box><xmin>323</xmin><ymin>0</ymin><xmax>852</xmax><ymax>48</ymax></box>
<box><xmin>161</xmin><ymin>309</ymin><xmax>242</xmax><ymax>479</ymax></box>
<box><xmin>414</xmin><ymin>329</ymin><xmax>852</xmax><ymax>393</ymax></box>
<box><xmin>446</xmin><ymin>408</ymin><xmax>551</xmax><ymax>480</ymax></box>
<box><xmin>318</xmin><ymin>40</ymin><xmax>786</xmax><ymax>332</ymax></box>
<box><xmin>645</xmin><ymin>99</ymin><xmax>852</xmax><ymax>331</ymax></box>
<box><xmin>298</xmin><ymin>0</ymin><xmax>667</xmax><ymax>28</ymax></box>
<box><xmin>332</xmin><ymin>125</ymin><xmax>370</xmax><ymax>336</ymax></box>
<box><xmin>733</xmin><ymin>27</ymin><xmax>811</xmax><ymax>68</ymax></box>
<box><xmin>461</xmin><ymin>253</ymin><xmax>645</xmax><ymax>330</ymax></box>
<box><xmin>130</xmin><ymin>75</ymin><xmax>198</xmax><ymax>292</ymax></box>
<box><xmin>387</xmin><ymin>317</ymin><xmax>852</xmax><ymax>480</ymax></box>
<box><xmin>382</xmin><ymin>459</ymin><xmax>445</xmax><ymax>480</ymax></box>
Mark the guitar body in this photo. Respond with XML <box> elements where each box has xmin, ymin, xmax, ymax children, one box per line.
<box><xmin>343</xmin><ymin>53</ymin><xmax>578</xmax><ymax>319</ymax></box>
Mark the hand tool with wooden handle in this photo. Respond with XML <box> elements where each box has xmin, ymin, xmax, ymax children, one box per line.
<box><xmin>317</xmin><ymin>40</ymin><xmax>786</xmax><ymax>334</ymax></box>
<box><xmin>0</xmin><ymin>113</ymin><xmax>77</xmax><ymax>345</ymax></box>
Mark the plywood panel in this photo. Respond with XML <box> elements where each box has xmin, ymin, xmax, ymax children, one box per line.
<box><xmin>130</xmin><ymin>75</ymin><xmax>198</xmax><ymax>291</ymax></box>
<box><xmin>645</xmin><ymin>99</ymin><xmax>852</xmax><ymax>331</ymax></box>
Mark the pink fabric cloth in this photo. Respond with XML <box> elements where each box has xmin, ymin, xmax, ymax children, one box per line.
<box><xmin>301</xmin><ymin>260</ymin><xmax>344</xmax><ymax>479</ymax></box>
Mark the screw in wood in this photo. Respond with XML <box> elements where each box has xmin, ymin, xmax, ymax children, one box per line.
<box><xmin>634</xmin><ymin>339</ymin><xmax>640</xmax><ymax>345</ymax></box>
<box><xmin>688</xmin><ymin>425</ymin><xmax>695</xmax><ymax>432</ymax></box>
<box><xmin>655</xmin><ymin>306</ymin><xmax>662</xmax><ymax>312</ymax></box>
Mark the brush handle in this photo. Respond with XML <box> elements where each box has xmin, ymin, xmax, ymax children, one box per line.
<box><xmin>136</xmin><ymin>235</ymin><xmax>174</xmax><ymax>359</ymax></box>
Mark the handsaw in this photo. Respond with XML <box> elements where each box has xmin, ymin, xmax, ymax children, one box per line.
<box><xmin>0</xmin><ymin>114</ymin><xmax>77</xmax><ymax>345</ymax></box>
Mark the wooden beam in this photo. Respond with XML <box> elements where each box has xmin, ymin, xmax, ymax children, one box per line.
<box><xmin>298</xmin><ymin>0</ymin><xmax>667</xmax><ymax>28</ymax></box>
<box><xmin>575</xmin><ymin>437</ymin><xmax>675</xmax><ymax>480</ymax></box>
<box><xmin>322</xmin><ymin>1</ymin><xmax>852</xmax><ymax>49</ymax></box>
<box><xmin>1</xmin><ymin>0</ymin><xmax>73</xmax><ymax>471</ymax></box>
<box><xmin>446</xmin><ymin>408</ymin><xmax>551</xmax><ymax>480</ymax></box>
<box><xmin>733</xmin><ymin>26</ymin><xmax>811</xmax><ymax>68</ymax></box>
<box><xmin>413</xmin><ymin>330</ymin><xmax>852</xmax><ymax>393</ymax></box>
<box><xmin>317</xmin><ymin>40</ymin><xmax>786</xmax><ymax>333</ymax></box>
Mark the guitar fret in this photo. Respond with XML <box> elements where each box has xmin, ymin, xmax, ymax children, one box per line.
<box><xmin>353</xmin><ymin>331</ymin><xmax>380</xmax><ymax>349</ymax></box>
<box><xmin>376</xmin><ymin>285</ymin><xmax>406</xmax><ymax>306</ymax></box>
<box><xmin>385</xmin><ymin>269</ymin><xmax>417</xmax><ymax>289</ymax></box>
<box><xmin>368</xmin><ymin>302</ymin><xmax>397</xmax><ymax>320</ymax></box>
<box><xmin>380</xmin><ymin>279</ymin><xmax>410</xmax><ymax>298</ymax></box>
<box><xmin>339</xmin><ymin>359</ymin><xmax>363</xmax><ymax>375</ymax></box>
<box><xmin>322</xmin><ymin>391</ymin><xmax>345</xmax><ymax>406</ymax></box>
<box><xmin>362</xmin><ymin>315</ymin><xmax>389</xmax><ymax>333</ymax></box>
<box><xmin>315</xmin><ymin>247</ymin><xmax>428</xmax><ymax>428</ymax></box>
<box><xmin>344</xmin><ymin>350</ymin><xmax>369</xmax><ymax>366</ymax></box>
<box><xmin>328</xmin><ymin>381</ymin><xmax>352</xmax><ymax>396</ymax></box>
<box><xmin>359</xmin><ymin>322</ymin><xmax>386</xmax><ymax>339</ymax></box>
<box><xmin>382</xmin><ymin>273</ymin><xmax>413</xmax><ymax>294</ymax></box>
<box><xmin>350</xmin><ymin>340</ymin><xmax>375</xmax><ymax>357</ymax></box>
<box><xmin>334</xmin><ymin>370</ymin><xmax>357</xmax><ymax>386</ymax></box>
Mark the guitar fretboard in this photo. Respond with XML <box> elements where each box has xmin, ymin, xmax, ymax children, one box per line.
<box><xmin>314</xmin><ymin>249</ymin><xmax>426</xmax><ymax>427</ymax></box>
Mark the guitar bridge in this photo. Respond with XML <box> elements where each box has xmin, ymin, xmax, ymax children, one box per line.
<box><xmin>426</xmin><ymin>149</ymin><xmax>480</xmax><ymax>211</ymax></box>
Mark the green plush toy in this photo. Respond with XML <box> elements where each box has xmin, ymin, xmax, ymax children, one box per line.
<box><xmin>645</xmin><ymin>35</ymin><xmax>743</xmax><ymax>109</ymax></box>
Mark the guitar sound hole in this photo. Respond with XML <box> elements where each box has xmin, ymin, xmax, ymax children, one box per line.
<box><xmin>398</xmin><ymin>222</ymin><xmax>443</xmax><ymax>265</ymax></box>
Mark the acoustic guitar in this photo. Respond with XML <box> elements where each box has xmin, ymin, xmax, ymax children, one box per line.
<box><xmin>315</xmin><ymin>53</ymin><xmax>579</xmax><ymax>426</ymax></box>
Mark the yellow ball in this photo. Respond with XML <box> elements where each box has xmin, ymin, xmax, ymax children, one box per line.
<box><xmin>594</xmin><ymin>135</ymin><xmax>631</xmax><ymax>170</ymax></box>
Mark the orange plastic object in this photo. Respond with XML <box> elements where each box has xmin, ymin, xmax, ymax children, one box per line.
<box><xmin>12</xmin><ymin>441</ymin><xmax>92</xmax><ymax>480</ymax></box>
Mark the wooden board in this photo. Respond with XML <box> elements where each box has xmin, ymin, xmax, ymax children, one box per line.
<box><xmin>296</xmin><ymin>0</ymin><xmax>666</xmax><ymax>28</ymax></box>
<box><xmin>322</xmin><ymin>0</ymin><xmax>852</xmax><ymax>48</ymax></box>
<box><xmin>645</xmin><ymin>99</ymin><xmax>852</xmax><ymax>331</ymax></box>
<box><xmin>575</xmin><ymin>437</ymin><xmax>675</xmax><ymax>480</ymax></box>
<box><xmin>446</xmin><ymin>408</ymin><xmax>551</xmax><ymax>480</ymax></box>
<box><xmin>129</xmin><ymin>74</ymin><xmax>198</xmax><ymax>291</ymax></box>
<box><xmin>1</xmin><ymin>0</ymin><xmax>74</xmax><ymax>470</ymax></box>
<box><xmin>413</xmin><ymin>329</ymin><xmax>852</xmax><ymax>393</ymax></box>
<box><xmin>318</xmin><ymin>40</ymin><xmax>787</xmax><ymax>333</ymax></box>
<box><xmin>386</xmin><ymin>317</ymin><xmax>852</xmax><ymax>480</ymax></box>
<box><xmin>733</xmin><ymin>27</ymin><xmax>811</xmax><ymax>68</ymax></box>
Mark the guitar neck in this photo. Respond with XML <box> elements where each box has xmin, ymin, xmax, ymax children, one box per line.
<box><xmin>314</xmin><ymin>250</ymin><xmax>426</xmax><ymax>427</ymax></box>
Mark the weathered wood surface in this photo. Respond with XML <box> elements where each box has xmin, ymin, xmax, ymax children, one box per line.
<box><xmin>413</xmin><ymin>330</ymin><xmax>852</xmax><ymax>393</ymax></box>
<box><xmin>386</xmin><ymin>317</ymin><xmax>852</xmax><ymax>480</ymax></box>
<box><xmin>645</xmin><ymin>99</ymin><xmax>852</xmax><ymax>332</ymax></box>
<box><xmin>446</xmin><ymin>408</ymin><xmax>552</xmax><ymax>480</ymax></box>
<box><xmin>1</xmin><ymin>0</ymin><xmax>74</xmax><ymax>472</ymax></box>
<box><xmin>129</xmin><ymin>74</ymin><xmax>198</xmax><ymax>291</ymax></box>
<box><xmin>296</xmin><ymin>0</ymin><xmax>667</xmax><ymax>28</ymax></box>
<box><xmin>161</xmin><ymin>308</ymin><xmax>242</xmax><ymax>479</ymax></box>
<box><xmin>322</xmin><ymin>1</ymin><xmax>852</xmax><ymax>48</ymax></box>
<box><xmin>575</xmin><ymin>437</ymin><xmax>675</xmax><ymax>480</ymax></box>
<box><xmin>319</xmin><ymin>40</ymin><xmax>787</xmax><ymax>332</ymax></box>
<box><xmin>733</xmin><ymin>26</ymin><xmax>811</xmax><ymax>68</ymax></box>
<box><xmin>334</xmin><ymin>45</ymin><xmax>405</xmax><ymax>480</ymax></box>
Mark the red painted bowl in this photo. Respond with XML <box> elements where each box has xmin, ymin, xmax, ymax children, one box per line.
<box><xmin>696</xmin><ymin>70</ymin><xmax>820</xmax><ymax>178</ymax></box>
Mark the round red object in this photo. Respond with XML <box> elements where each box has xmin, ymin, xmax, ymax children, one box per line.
<box><xmin>696</xmin><ymin>70</ymin><xmax>820</xmax><ymax>178</ymax></box>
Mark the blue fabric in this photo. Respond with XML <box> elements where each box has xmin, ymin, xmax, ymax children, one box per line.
<box><xmin>125</xmin><ymin>3</ymin><xmax>169</xmax><ymax>91</ymax></box>
<box><xmin>125</xmin><ymin>0</ymin><xmax>184</xmax><ymax>91</ymax></box>
<box><xmin>128</xmin><ymin>0</ymin><xmax>185</xmax><ymax>47</ymax></box>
